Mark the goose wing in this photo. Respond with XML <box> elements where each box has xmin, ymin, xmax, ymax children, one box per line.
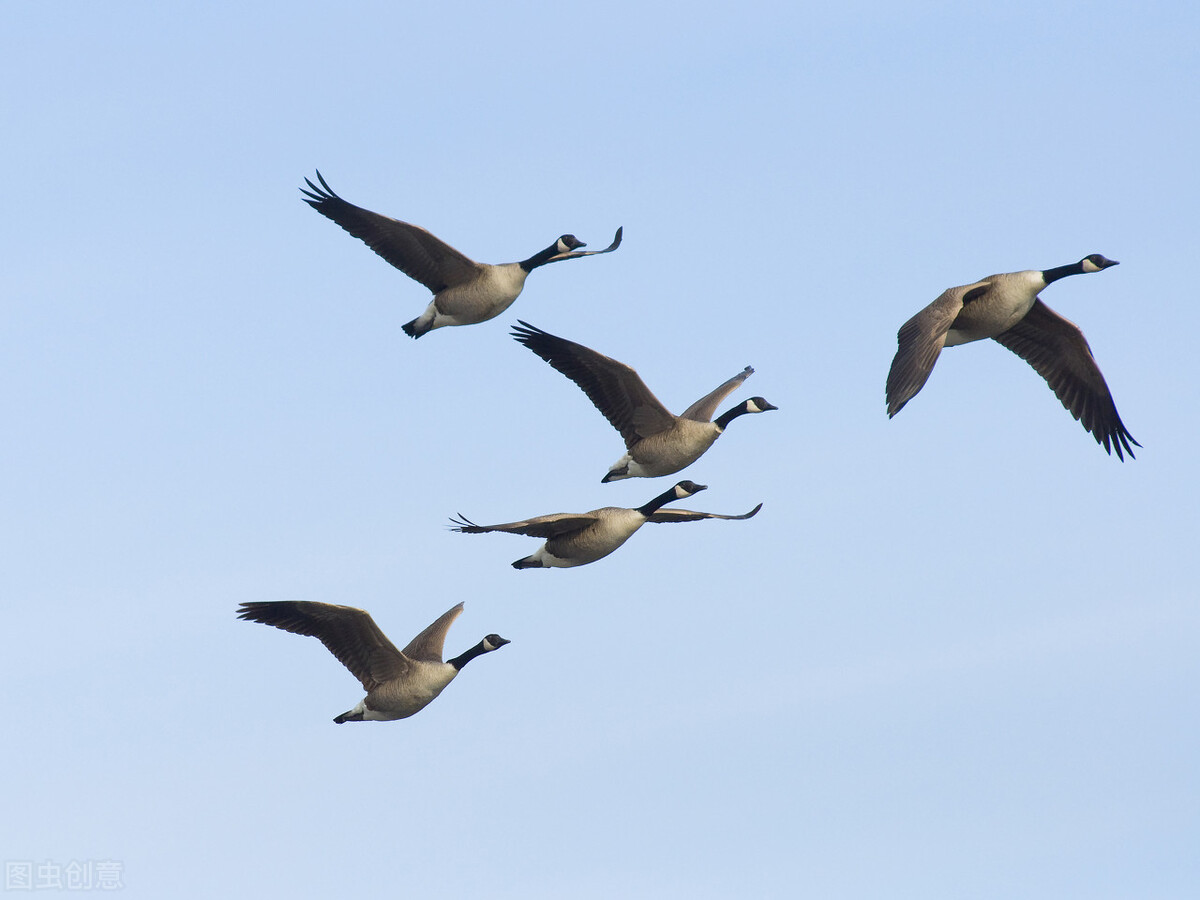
<box><xmin>511</xmin><ymin>321</ymin><xmax>676</xmax><ymax>445</ymax></box>
<box><xmin>541</xmin><ymin>227</ymin><xmax>624</xmax><ymax>264</ymax></box>
<box><xmin>992</xmin><ymin>300</ymin><xmax>1139</xmax><ymax>459</ymax></box>
<box><xmin>679</xmin><ymin>366</ymin><xmax>754</xmax><ymax>422</ymax></box>
<box><xmin>449</xmin><ymin>512</ymin><xmax>601</xmax><ymax>538</ymax></box>
<box><xmin>400</xmin><ymin>602</ymin><xmax>464</xmax><ymax>663</ymax></box>
<box><xmin>301</xmin><ymin>171</ymin><xmax>482</xmax><ymax>291</ymax></box>
<box><xmin>886</xmin><ymin>281</ymin><xmax>990</xmax><ymax>416</ymax></box>
<box><xmin>237</xmin><ymin>601</ymin><xmax>409</xmax><ymax>690</ymax></box>
<box><xmin>647</xmin><ymin>502</ymin><xmax>763</xmax><ymax>523</ymax></box>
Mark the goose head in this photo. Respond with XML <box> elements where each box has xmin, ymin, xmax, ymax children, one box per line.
<box><xmin>1082</xmin><ymin>254</ymin><xmax>1119</xmax><ymax>272</ymax></box>
<box><xmin>673</xmin><ymin>480</ymin><xmax>707</xmax><ymax>499</ymax></box>
<box><xmin>556</xmin><ymin>234</ymin><xmax>585</xmax><ymax>253</ymax></box>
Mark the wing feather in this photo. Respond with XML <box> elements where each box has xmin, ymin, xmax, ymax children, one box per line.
<box><xmin>301</xmin><ymin>171</ymin><xmax>482</xmax><ymax>291</ymax></box>
<box><xmin>992</xmin><ymin>300</ymin><xmax>1139</xmax><ymax>459</ymax></box>
<box><xmin>400</xmin><ymin>602</ymin><xmax>464</xmax><ymax>663</ymax></box>
<box><xmin>647</xmin><ymin>503</ymin><xmax>763</xmax><ymax>523</ymax></box>
<box><xmin>512</xmin><ymin>321</ymin><xmax>675</xmax><ymax>445</ymax></box>
<box><xmin>237</xmin><ymin>601</ymin><xmax>409</xmax><ymax>690</ymax></box>
<box><xmin>886</xmin><ymin>282</ymin><xmax>985</xmax><ymax>416</ymax></box>
<box><xmin>679</xmin><ymin>367</ymin><xmax>754</xmax><ymax>422</ymax></box>
<box><xmin>449</xmin><ymin>512</ymin><xmax>601</xmax><ymax>539</ymax></box>
<box><xmin>539</xmin><ymin>227</ymin><xmax>624</xmax><ymax>263</ymax></box>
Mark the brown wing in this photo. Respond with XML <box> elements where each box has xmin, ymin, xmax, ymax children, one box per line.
<box><xmin>449</xmin><ymin>512</ymin><xmax>601</xmax><ymax>538</ymax></box>
<box><xmin>511</xmin><ymin>321</ymin><xmax>676</xmax><ymax>445</ymax></box>
<box><xmin>301</xmin><ymin>171</ymin><xmax>482</xmax><ymax>291</ymax></box>
<box><xmin>678</xmin><ymin>367</ymin><xmax>754</xmax><ymax>422</ymax></box>
<box><xmin>647</xmin><ymin>503</ymin><xmax>763</xmax><ymax>523</ymax></box>
<box><xmin>400</xmin><ymin>603</ymin><xmax>464</xmax><ymax>663</ymax></box>
<box><xmin>539</xmin><ymin>227</ymin><xmax>624</xmax><ymax>264</ymax></box>
<box><xmin>237</xmin><ymin>600</ymin><xmax>409</xmax><ymax>690</ymax></box>
<box><xmin>886</xmin><ymin>281</ymin><xmax>988</xmax><ymax>416</ymax></box>
<box><xmin>992</xmin><ymin>300</ymin><xmax>1139</xmax><ymax>459</ymax></box>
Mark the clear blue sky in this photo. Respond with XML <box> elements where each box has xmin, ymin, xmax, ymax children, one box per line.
<box><xmin>3</xmin><ymin>2</ymin><xmax>1197</xmax><ymax>897</ymax></box>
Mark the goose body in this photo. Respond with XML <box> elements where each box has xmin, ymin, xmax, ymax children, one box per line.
<box><xmin>301</xmin><ymin>172</ymin><xmax>621</xmax><ymax>338</ymax></box>
<box><xmin>886</xmin><ymin>254</ymin><xmax>1138</xmax><ymax>459</ymax></box>
<box><xmin>450</xmin><ymin>481</ymin><xmax>762</xmax><ymax>569</ymax></box>
<box><xmin>236</xmin><ymin>600</ymin><xmax>508</xmax><ymax>723</ymax></box>
<box><xmin>511</xmin><ymin>321</ymin><xmax>777</xmax><ymax>481</ymax></box>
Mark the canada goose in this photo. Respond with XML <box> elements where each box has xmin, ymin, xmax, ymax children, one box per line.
<box><xmin>300</xmin><ymin>171</ymin><xmax>622</xmax><ymax>338</ymax></box>
<box><xmin>511</xmin><ymin>321</ymin><xmax>778</xmax><ymax>481</ymax></box>
<box><xmin>450</xmin><ymin>480</ymin><xmax>762</xmax><ymax>569</ymax></box>
<box><xmin>236</xmin><ymin>600</ymin><xmax>508</xmax><ymax>723</ymax></box>
<box><xmin>886</xmin><ymin>254</ymin><xmax>1139</xmax><ymax>459</ymax></box>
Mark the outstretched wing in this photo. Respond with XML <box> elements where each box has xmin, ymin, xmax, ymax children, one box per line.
<box><xmin>886</xmin><ymin>281</ymin><xmax>988</xmax><ymax>416</ymax></box>
<box><xmin>992</xmin><ymin>299</ymin><xmax>1139</xmax><ymax>459</ymax></box>
<box><xmin>301</xmin><ymin>171</ymin><xmax>482</xmax><ymax>291</ymax></box>
<box><xmin>647</xmin><ymin>502</ymin><xmax>763</xmax><ymax>523</ymax></box>
<box><xmin>237</xmin><ymin>600</ymin><xmax>409</xmax><ymax>690</ymax></box>
<box><xmin>449</xmin><ymin>512</ymin><xmax>601</xmax><ymax>539</ymax></box>
<box><xmin>679</xmin><ymin>366</ymin><xmax>754</xmax><ymax>422</ymax></box>
<box><xmin>540</xmin><ymin>227</ymin><xmax>623</xmax><ymax>264</ymax></box>
<box><xmin>512</xmin><ymin>320</ymin><xmax>676</xmax><ymax>445</ymax></box>
<box><xmin>400</xmin><ymin>602</ymin><xmax>464</xmax><ymax>663</ymax></box>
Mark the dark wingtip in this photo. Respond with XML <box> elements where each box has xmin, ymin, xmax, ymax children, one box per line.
<box><xmin>510</xmin><ymin>320</ymin><xmax>539</xmax><ymax>343</ymax></box>
<box><xmin>1107</xmin><ymin>432</ymin><xmax>1140</xmax><ymax>462</ymax></box>
<box><xmin>448</xmin><ymin>514</ymin><xmax>481</xmax><ymax>532</ymax></box>
<box><xmin>301</xmin><ymin>170</ymin><xmax>338</xmax><ymax>203</ymax></box>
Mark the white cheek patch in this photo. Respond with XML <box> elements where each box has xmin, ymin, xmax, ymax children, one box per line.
<box><xmin>746</xmin><ymin>399</ymin><xmax>763</xmax><ymax>413</ymax></box>
<box><xmin>1081</xmin><ymin>258</ymin><xmax>1101</xmax><ymax>273</ymax></box>
<box><xmin>556</xmin><ymin>238</ymin><xmax>571</xmax><ymax>253</ymax></box>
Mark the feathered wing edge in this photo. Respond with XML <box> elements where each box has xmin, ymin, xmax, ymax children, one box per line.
<box><xmin>992</xmin><ymin>300</ymin><xmax>1139</xmax><ymax>459</ymax></box>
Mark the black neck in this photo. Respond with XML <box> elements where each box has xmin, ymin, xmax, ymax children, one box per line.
<box><xmin>714</xmin><ymin>402</ymin><xmax>750</xmax><ymax>431</ymax></box>
<box><xmin>1041</xmin><ymin>261</ymin><xmax>1087</xmax><ymax>286</ymax></box>
<box><xmin>520</xmin><ymin>242</ymin><xmax>562</xmax><ymax>272</ymax></box>
<box><xmin>448</xmin><ymin>640</ymin><xmax>490</xmax><ymax>671</ymax></box>
<box><xmin>636</xmin><ymin>485</ymin><xmax>685</xmax><ymax>517</ymax></box>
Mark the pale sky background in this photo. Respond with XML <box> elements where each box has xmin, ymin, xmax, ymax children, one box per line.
<box><xmin>3</xmin><ymin>1</ymin><xmax>1198</xmax><ymax>897</ymax></box>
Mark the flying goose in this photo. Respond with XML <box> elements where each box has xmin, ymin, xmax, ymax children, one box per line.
<box><xmin>885</xmin><ymin>254</ymin><xmax>1139</xmax><ymax>459</ymax></box>
<box><xmin>450</xmin><ymin>480</ymin><xmax>762</xmax><ymax>569</ymax></box>
<box><xmin>511</xmin><ymin>321</ymin><xmax>778</xmax><ymax>481</ymax></box>
<box><xmin>236</xmin><ymin>600</ymin><xmax>508</xmax><ymax>723</ymax></box>
<box><xmin>301</xmin><ymin>171</ymin><xmax>622</xmax><ymax>338</ymax></box>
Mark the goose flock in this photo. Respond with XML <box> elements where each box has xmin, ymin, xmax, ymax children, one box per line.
<box><xmin>238</xmin><ymin>172</ymin><xmax>1140</xmax><ymax>724</ymax></box>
